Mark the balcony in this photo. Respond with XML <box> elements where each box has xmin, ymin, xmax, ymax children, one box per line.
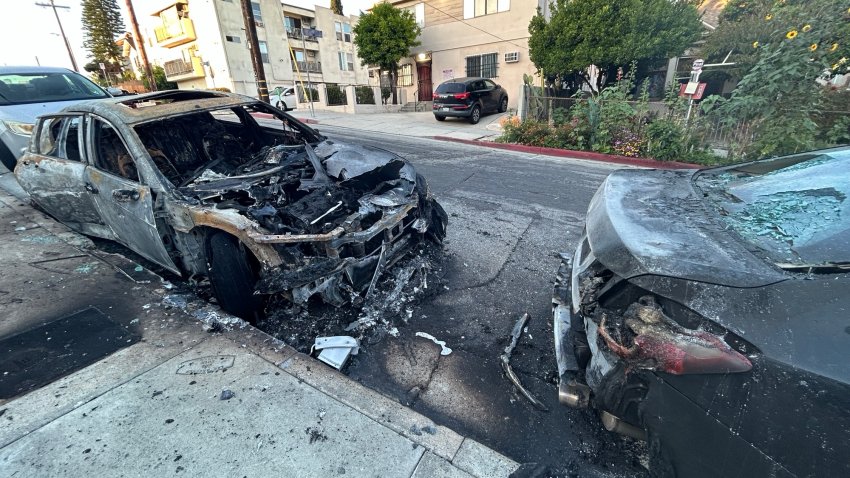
<box><xmin>164</xmin><ymin>56</ymin><xmax>205</xmax><ymax>81</ymax></box>
<box><xmin>154</xmin><ymin>18</ymin><xmax>196</xmax><ymax>48</ymax></box>
<box><xmin>287</xmin><ymin>28</ymin><xmax>319</xmax><ymax>42</ymax></box>
<box><xmin>292</xmin><ymin>61</ymin><xmax>322</xmax><ymax>73</ymax></box>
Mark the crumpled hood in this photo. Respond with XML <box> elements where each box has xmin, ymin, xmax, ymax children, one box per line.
<box><xmin>316</xmin><ymin>140</ymin><xmax>416</xmax><ymax>182</ymax></box>
<box><xmin>586</xmin><ymin>169</ymin><xmax>788</xmax><ymax>288</ymax></box>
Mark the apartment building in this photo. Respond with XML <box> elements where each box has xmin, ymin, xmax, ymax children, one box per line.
<box><xmin>388</xmin><ymin>0</ymin><xmax>543</xmax><ymax>108</ymax></box>
<box><xmin>143</xmin><ymin>0</ymin><xmax>369</xmax><ymax>97</ymax></box>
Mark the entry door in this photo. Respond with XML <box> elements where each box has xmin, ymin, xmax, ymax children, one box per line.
<box><xmin>417</xmin><ymin>63</ymin><xmax>432</xmax><ymax>101</ymax></box>
<box><xmin>85</xmin><ymin>116</ymin><xmax>179</xmax><ymax>273</ymax></box>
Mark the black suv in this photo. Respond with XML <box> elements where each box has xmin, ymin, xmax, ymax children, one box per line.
<box><xmin>432</xmin><ymin>77</ymin><xmax>508</xmax><ymax>124</ymax></box>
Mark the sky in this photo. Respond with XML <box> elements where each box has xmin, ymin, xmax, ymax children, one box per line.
<box><xmin>0</xmin><ymin>0</ymin><xmax>379</xmax><ymax>72</ymax></box>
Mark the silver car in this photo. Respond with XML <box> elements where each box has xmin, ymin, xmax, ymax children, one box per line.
<box><xmin>0</xmin><ymin>66</ymin><xmax>111</xmax><ymax>171</ymax></box>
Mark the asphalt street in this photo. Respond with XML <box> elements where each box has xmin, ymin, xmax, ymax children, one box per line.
<box><xmin>301</xmin><ymin>126</ymin><xmax>649</xmax><ymax>476</ymax></box>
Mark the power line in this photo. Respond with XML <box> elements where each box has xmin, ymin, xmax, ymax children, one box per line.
<box><xmin>35</xmin><ymin>0</ymin><xmax>78</xmax><ymax>71</ymax></box>
<box><xmin>422</xmin><ymin>2</ymin><xmax>529</xmax><ymax>51</ymax></box>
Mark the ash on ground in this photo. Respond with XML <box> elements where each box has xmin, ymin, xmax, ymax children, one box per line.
<box><xmin>257</xmin><ymin>246</ymin><xmax>446</xmax><ymax>353</ymax></box>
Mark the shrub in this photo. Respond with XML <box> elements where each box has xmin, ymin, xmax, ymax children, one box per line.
<box><xmin>355</xmin><ymin>86</ymin><xmax>375</xmax><ymax>104</ymax></box>
<box><xmin>645</xmin><ymin>119</ymin><xmax>686</xmax><ymax>161</ymax></box>
<box><xmin>326</xmin><ymin>84</ymin><xmax>347</xmax><ymax>106</ymax></box>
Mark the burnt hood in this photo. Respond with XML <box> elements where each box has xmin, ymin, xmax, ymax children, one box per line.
<box><xmin>586</xmin><ymin>169</ymin><xmax>788</xmax><ymax>288</ymax></box>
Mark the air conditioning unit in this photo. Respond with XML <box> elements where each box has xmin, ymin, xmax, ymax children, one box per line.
<box><xmin>505</xmin><ymin>52</ymin><xmax>519</xmax><ymax>63</ymax></box>
<box><xmin>307</xmin><ymin>50</ymin><xmax>316</xmax><ymax>57</ymax></box>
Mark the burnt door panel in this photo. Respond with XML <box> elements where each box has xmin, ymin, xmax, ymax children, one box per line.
<box><xmin>14</xmin><ymin>115</ymin><xmax>110</xmax><ymax>236</ymax></box>
<box><xmin>85</xmin><ymin>117</ymin><xmax>179</xmax><ymax>273</ymax></box>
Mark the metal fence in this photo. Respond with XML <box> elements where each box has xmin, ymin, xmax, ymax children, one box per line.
<box><xmin>325</xmin><ymin>84</ymin><xmax>347</xmax><ymax>106</ymax></box>
<box><xmin>355</xmin><ymin>86</ymin><xmax>375</xmax><ymax>105</ymax></box>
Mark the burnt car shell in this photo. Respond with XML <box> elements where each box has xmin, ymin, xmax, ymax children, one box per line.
<box><xmin>14</xmin><ymin>90</ymin><xmax>447</xmax><ymax>318</ymax></box>
<box><xmin>554</xmin><ymin>150</ymin><xmax>850</xmax><ymax>477</ymax></box>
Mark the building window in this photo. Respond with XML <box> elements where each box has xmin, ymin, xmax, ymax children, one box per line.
<box><xmin>466</xmin><ymin>53</ymin><xmax>498</xmax><ymax>78</ymax></box>
<box><xmin>251</xmin><ymin>2</ymin><xmax>264</xmax><ymax>27</ymax></box>
<box><xmin>285</xmin><ymin>16</ymin><xmax>301</xmax><ymax>34</ymax></box>
<box><xmin>404</xmin><ymin>3</ymin><xmax>424</xmax><ymax>27</ymax></box>
<box><xmin>335</xmin><ymin>22</ymin><xmax>351</xmax><ymax>42</ymax></box>
<box><xmin>338</xmin><ymin>52</ymin><xmax>354</xmax><ymax>71</ymax></box>
<box><xmin>397</xmin><ymin>64</ymin><xmax>413</xmax><ymax>86</ymax></box>
<box><xmin>226</xmin><ymin>35</ymin><xmax>241</xmax><ymax>43</ymax></box>
<box><xmin>258</xmin><ymin>41</ymin><xmax>269</xmax><ymax>63</ymax></box>
<box><xmin>463</xmin><ymin>0</ymin><xmax>509</xmax><ymax>19</ymax></box>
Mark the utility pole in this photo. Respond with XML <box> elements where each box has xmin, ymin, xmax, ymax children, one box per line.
<box><xmin>123</xmin><ymin>0</ymin><xmax>157</xmax><ymax>91</ymax></box>
<box><xmin>240</xmin><ymin>0</ymin><xmax>268</xmax><ymax>102</ymax></box>
<box><xmin>35</xmin><ymin>0</ymin><xmax>78</xmax><ymax>72</ymax></box>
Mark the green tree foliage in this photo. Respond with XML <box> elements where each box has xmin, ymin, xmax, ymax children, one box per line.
<box><xmin>352</xmin><ymin>2</ymin><xmax>420</xmax><ymax>104</ymax></box>
<box><xmin>142</xmin><ymin>66</ymin><xmax>177</xmax><ymax>91</ymax></box>
<box><xmin>81</xmin><ymin>0</ymin><xmax>125</xmax><ymax>64</ymax></box>
<box><xmin>331</xmin><ymin>0</ymin><xmax>344</xmax><ymax>16</ymax></box>
<box><xmin>528</xmin><ymin>0</ymin><xmax>702</xmax><ymax>92</ymax></box>
<box><xmin>701</xmin><ymin>0</ymin><xmax>775</xmax><ymax>79</ymax></box>
<box><xmin>704</xmin><ymin>0</ymin><xmax>850</xmax><ymax>158</ymax></box>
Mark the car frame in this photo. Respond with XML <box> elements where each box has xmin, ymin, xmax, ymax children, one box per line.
<box><xmin>553</xmin><ymin>148</ymin><xmax>850</xmax><ymax>477</ymax></box>
<box><xmin>15</xmin><ymin>90</ymin><xmax>447</xmax><ymax>320</ymax></box>
<box><xmin>432</xmin><ymin>77</ymin><xmax>508</xmax><ymax>124</ymax></box>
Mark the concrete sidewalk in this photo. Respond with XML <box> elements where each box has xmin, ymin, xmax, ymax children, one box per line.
<box><xmin>0</xmin><ymin>174</ymin><xmax>518</xmax><ymax>477</ymax></box>
<box><xmin>292</xmin><ymin>109</ymin><xmax>508</xmax><ymax>142</ymax></box>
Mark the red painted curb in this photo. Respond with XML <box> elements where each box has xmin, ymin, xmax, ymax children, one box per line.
<box><xmin>250</xmin><ymin>112</ymin><xmax>319</xmax><ymax>124</ymax></box>
<box><xmin>432</xmin><ymin>136</ymin><xmax>701</xmax><ymax>169</ymax></box>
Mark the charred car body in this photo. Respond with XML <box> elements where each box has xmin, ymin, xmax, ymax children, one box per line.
<box><xmin>15</xmin><ymin>91</ymin><xmax>447</xmax><ymax>319</ymax></box>
<box><xmin>553</xmin><ymin>148</ymin><xmax>849</xmax><ymax>477</ymax></box>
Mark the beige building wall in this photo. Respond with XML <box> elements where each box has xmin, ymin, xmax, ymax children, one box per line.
<box><xmin>391</xmin><ymin>0</ymin><xmax>540</xmax><ymax>109</ymax></box>
<box><xmin>312</xmin><ymin>6</ymin><xmax>370</xmax><ymax>86</ymax></box>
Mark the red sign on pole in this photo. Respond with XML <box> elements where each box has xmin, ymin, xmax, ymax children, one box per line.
<box><xmin>678</xmin><ymin>82</ymin><xmax>707</xmax><ymax>100</ymax></box>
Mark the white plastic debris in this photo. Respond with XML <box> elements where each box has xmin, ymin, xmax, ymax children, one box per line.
<box><xmin>415</xmin><ymin>332</ymin><xmax>452</xmax><ymax>356</ymax></box>
<box><xmin>312</xmin><ymin>336</ymin><xmax>360</xmax><ymax>370</ymax></box>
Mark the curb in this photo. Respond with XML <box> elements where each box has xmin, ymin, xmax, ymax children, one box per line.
<box><xmin>432</xmin><ymin>136</ymin><xmax>701</xmax><ymax>169</ymax></box>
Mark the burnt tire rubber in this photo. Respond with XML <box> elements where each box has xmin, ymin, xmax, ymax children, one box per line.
<box><xmin>0</xmin><ymin>142</ymin><xmax>16</xmax><ymax>171</ymax></box>
<box><xmin>499</xmin><ymin>97</ymin><xmax>508</xmax><ymax>113</ymax></box>
<box><xmin>468</xmin><ymin>105</ymin><xmax>481</xmax><ymax>124</ymax></box>
<box><xmin>434</xmin><ymin>115</ymin><xmax>446</xmax><ymax>121</ymax></box>
<box><xmin>207</xmin><ymin>233</ymin><xmax>263</xmax><ymax>322</ymax></box>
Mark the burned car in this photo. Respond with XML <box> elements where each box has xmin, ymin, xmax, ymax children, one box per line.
<box><xmin>15</xmin><ymin>90</ymin><xmax>446</xmax><ymax>320</ymax></box>
<box><xmin>553</xmin><ymin>148</ymin><xmax>849</xmax><ymax>477</ymax></box>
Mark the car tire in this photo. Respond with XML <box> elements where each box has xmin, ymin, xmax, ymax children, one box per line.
<box><xmin>435</xmin><ymin>115</ymin><xmax>446</xmax><ymax>122</ymax></box>
<box><xmin>276</xmin><ymin>101</ymin><xmax>288</xmax><ymax>112</ymax></box>
<box><xmin>469</xmin><ymin>105</ymin><xmax>481</xmax><ymax>125</ymax></box>
<box><xmin>0</xmin><ymin>142</ymin><xmax>16</xmax><ymax>171</ymax></box>
<box><xmin>207</xmin><ymin>232</ymin><xmax>263</xmax><ymax>322</ymax></box>
<box><xmin>499</xmin><ymin>97</ymin><xmax>508</xmax><ymax>113</ymax></box>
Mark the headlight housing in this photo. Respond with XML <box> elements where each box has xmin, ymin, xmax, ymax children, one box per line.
<box><xmin>3</xmin><ymin>120</ymin><xmax>35</xmax><ymax>136</ymax></box>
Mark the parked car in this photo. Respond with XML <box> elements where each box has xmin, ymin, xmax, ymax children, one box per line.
<box><xmin>269</xmin><ymin>86</ymin><xmax>297</xmax><ymax>111</ymax></box>
<box><xmin>553</xmin><ymin>148</ymin><xmax>850</xmax><ymax>477</ymax></box>
<box><xmin>0</xmin><ymin>66</ymin><xmax>112</xmax><ymax>171</ymax></box>
<box><xmin>14</xmin><ymin>90</ymin><xmax>447</xmax><ymax>320</ymax></box>
<box><xmin>432</xmin><ymin>77</ymin><xmax>508</xmax><ymax>124</ymax></box>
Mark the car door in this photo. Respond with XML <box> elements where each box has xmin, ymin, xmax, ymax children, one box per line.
<box><xmin>14</xmin><ymin>114</ymin><xmax>113</xmax><ymax>237</ymax></box>
<box><xmin>84</xmin><ymin>115</ymin><xmax>179</xmax><ymax>273</ymax></box>
<box><xmin>282</xmin><ymin>87</ymin><xmax>297</xmax><ymax>109</ymax></box>
<box><xmin>483</xmin><ymin>79</ymin><xmax>500</xmax><ymax>112</ymax></box>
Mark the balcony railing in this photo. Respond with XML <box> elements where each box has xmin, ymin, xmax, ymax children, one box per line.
<box><xmin>154</xmin><ymin>18</ymin><xmax>196</xmax><ymax>48</ymax></box>
<box><xmin>286</xmin><ymin>28</ymin><xmax>319</xmax><ymax>42</ymax></box>
<box><xmin>164</xmin><ymin>56</ymin><xmax>205</xmax><ymax>81</ymax></box>
<box><xmin>292</xmin><ymin>61</ymin><xmax>321</xmax><ymax>73</ymax></box>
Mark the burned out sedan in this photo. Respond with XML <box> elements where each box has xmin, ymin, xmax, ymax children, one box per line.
<box><xmin>553</xmin><ymin>148</ymin><xmax>849</xmax><ymax>477</ymax></box>
<box><xmin>15</xmin><ymin>90</ymin><xmax>446</xmax><ymax>320</ymax></box>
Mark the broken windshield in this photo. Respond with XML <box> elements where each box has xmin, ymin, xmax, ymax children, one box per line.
<box><xmin>695</xmin><ymin>149</ymin><xmax>850</xmax><ymax>266</ymax></box>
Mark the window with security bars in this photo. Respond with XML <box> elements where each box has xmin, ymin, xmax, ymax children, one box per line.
<box><xmin>465</xmin><ymin>53</ymin><xmax>498</xmax><ymax>78</ymax></box>
<box><xmin>397</xmin><ymin>64</ymin><xmax>413</xmax><ymax>86</ymax></box>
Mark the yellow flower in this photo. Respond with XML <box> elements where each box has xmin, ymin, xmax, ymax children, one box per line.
<box><xmin>765</xmin><ymin>14</ymin><xmax>773</xmax><ymax>20</ymax></box>
<box><xmin>833</xmin><ymin>64</ymin><xmax>839</xmax><ymax>70</ymax></box>
<box><xmin>753</xmin><ymin>41</ymin><xmax>759</xmax><ymax>48</ymax></box>
<box><xmin>840</xmin><ymin>57</ymin><xmax>848</xmax><ymax>64</ymax></box>
<box><xmin>802</xmin><ymin>24</ymin><xmax>811</xmax><ymax>32</ymax></box>
<box><xmin>809</xmin><ymin>43</ymin><xmax>818</xmax><ymax>52</ymax></box>
<box><xmin>831</xmin><ymin>43</ymin><xmax>839</xmax><ymax>52</ymax></box>
<box><xmin>786</xmin><ymin>30</ymin><xmax>798</xmax><ymax>39</ymax></box>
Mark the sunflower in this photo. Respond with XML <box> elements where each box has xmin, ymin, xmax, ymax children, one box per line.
<box><xmin>809</xmin><ymin>43</ymin><xmax>818</xmax><ymax>52</ymax></box>
<box><xmin>753</xmin><ymin>41</ymin><xmax>759</xmax><ymax>48</ymax></box>
<box><xmin>786</xmin><ymin>30</ymin><xmax>798</xmax><ymax>39</ymax></box>
<box><xmin>833</xmin><ymin>64</ymin><xmax>839</xmax><ymax>70</ymax></box>
<box><xmin>765</xmin><ymin>14</ymin><xmax>773</xmax><ymax>20</ymax></box>
<box><xmin>802</xmin><ymin>24</ymin><xmax>811</xmax><ymax>32</ymax></box>
<box><xmin>831</xmin><ymin>43</ymin><xmax>839</xmax><ymax>52</ymax></box>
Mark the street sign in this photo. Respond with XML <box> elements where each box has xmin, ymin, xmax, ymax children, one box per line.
<box><xmin>99</xmin><ymin>62</ymin><xmax>105</xmax><ymax>70</ymax></box>
<box><xmin>679</xmin><ymin>82</ymin><xmax>707</xmax><ymax>100</ymax></box>
<box><xmin>692</xmin><ymin>59</ymin><xmax>704</xmax><ymax>71</ymax></box>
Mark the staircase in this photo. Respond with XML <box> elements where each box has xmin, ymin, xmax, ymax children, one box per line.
<box><xmin>399</xmin><ymin>101</ymin><xmax>433</xmax><ymax>112</ymax></box>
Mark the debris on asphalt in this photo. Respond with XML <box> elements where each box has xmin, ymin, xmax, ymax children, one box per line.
<box><xmin>500</xmin><ymin>313</ymin><xmax>548</xmax><ymax>412</ymax></box>
<box><xmin>312</xmin><ymin>336</ymin><xmax>360</xmax><ymax>370</ymax></box>
<box><xmin>219</xmin><ymin>389</ymin><xmax>235</xmax><ymax>400</ymax></box>
<box><xmin>415</xmin><ymin>331</ymin><xmax>452</xmax><ymax>356</ymax></box>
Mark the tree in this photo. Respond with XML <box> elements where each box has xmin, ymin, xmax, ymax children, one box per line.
<box><xmin>142</xmin><ymin>65</ymin><xmax>177</xmax><ymax>91</ymax></box>
<box><xmin>81</xmin><ymin>0</ymin><xmax>125</xmax><ymax>65</ymax></box>
<box><xmin>528</xmin><ymin>0</ymin><xmax>702</xmax><ymax>93</ymax></box>
<box><xmin>331</xmin><ymin>0</ymin><xmax>343</xmax><ymax>16</ymax></box>
<box><xmin>352</xmin><ymin>2</ymin><xmax>420</xmax><ymax>104</ymax></box>
<box><xmin>700</xmin><ymin>0</ymin><xmax>777</xmax><ymax>80</ymax></box>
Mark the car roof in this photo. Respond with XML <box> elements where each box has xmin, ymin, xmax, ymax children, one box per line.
<box><xmin>0</xmin><ymin>66</ymin><xmax>78</xmax><ymax>75</ymax></box>
<box><xmin>439</xmin><ymin>77</ymin><xmax>486</xmax><ymax>84</ymax></box>
<box><xmin>56</xmin><ymin>90</ymin><xmax>259</xmax><ymax>125</ymax></box>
